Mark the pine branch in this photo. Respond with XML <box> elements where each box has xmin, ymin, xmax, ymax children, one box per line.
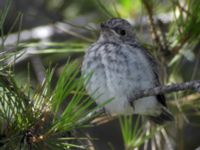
<box><xmin>130</xmin><ymin>80</ymin><xmax>200</xmax><ymax>101</ymax></box>
<box><xmin>142</xmin><ymin>0</ymin><xmax>165</xmax><ymax>54</ymax></box>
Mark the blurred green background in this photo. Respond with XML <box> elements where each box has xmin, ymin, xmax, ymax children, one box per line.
<box><xmin>1</xmin><ymin>0</ymin><xmax>200</xmax><ymax>150</ymax></box>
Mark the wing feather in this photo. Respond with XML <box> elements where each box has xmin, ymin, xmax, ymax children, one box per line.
<box><xmin>129</xmin><ymin>43</ymin><xmax>167</xmax><ymax>107</ymax></box>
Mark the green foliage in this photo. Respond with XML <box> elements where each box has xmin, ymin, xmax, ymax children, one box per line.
<box><xmin>117</xmin><ymin>0</ymin><xmax>142</xmax><ymax>17</ymax></box>
<box><xmin>120</xmin><ymin>116</ymin><xmax>155</xmax><ymax>150</ymax></box>
<box><xmin>95</xmin><ymin>0</ymin><xmax>116</xmax><ymax>18</ymax></box>
<box><xmin>0</xmin><ymin>72</ymin><xmax>38</xmax><ymax>149</ymax></box>
<box><xmin>0</xmin><ymin>0</ymin><xmax>12</xmax><ymax>36</ymax></box>
<box><xmin>49</xmin><ymin>61</ymin><xmax>96</xmax><ymax>133</ymax></box>
<box><xmin>174</xmin><ymin>0</ymin><xmax>200</xmax><ymax>45</ymax></box>
<box><xmin>1</xmin><ymin>0</ymin><xmax>200</xmax><ymax>149</ymax></box>
<box><xmin>94</xmin><ymin>0</ymin><xmax>143</xmax><ymax>18</ymax></box>
<box><xmin>168</xmin><ymin>0</ymin><xmax>200</xmax><ymax>82</ymax></box>
<box><xmin>19</xmin><ymin>41</ymin><xmax>89</xmax><ymax>54</ymax></box>
<box><xmin>0</xmin><ymin>60</ymin><xmax>101</xmax><ymax>149</ymax></box>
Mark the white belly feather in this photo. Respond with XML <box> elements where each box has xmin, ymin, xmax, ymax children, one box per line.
<box><xmin>82</xmin><ymin>43</ymin><xmax>160</xmax><ymax>115</ymax></box>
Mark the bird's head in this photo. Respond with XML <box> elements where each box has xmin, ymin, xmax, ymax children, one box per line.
<box><xmin>98</xmin><ymin>18</ymin><xmax>136</xmax><ymax>43</ymax></box>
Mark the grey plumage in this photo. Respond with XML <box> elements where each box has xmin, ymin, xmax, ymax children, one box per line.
<box><xmin>82</xmin><ymin>18</ymin><xmax>173</xmax><ymax>124</ymax></box>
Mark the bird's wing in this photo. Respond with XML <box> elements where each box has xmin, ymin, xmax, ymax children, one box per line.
<box><xmin>142</xmin><ymin>48</ymin><xmax>167</xmax><ymax>107</ymax></box>
<box><xmin>130</xmin><ymin>43</ymin><xmax>167</xmax><ymax>107</ymax></box>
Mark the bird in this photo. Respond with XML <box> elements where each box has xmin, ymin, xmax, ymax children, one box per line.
<box><xmin>81</xmin><ymin>18</ymin><xmax>174</xmax><ymax>124</ymax></box>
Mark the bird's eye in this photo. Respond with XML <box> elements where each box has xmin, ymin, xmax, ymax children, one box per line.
<box><xmin>115</xmin><ymin>29</ymin><xmax>126</xmax><ymax>36</ymax></box>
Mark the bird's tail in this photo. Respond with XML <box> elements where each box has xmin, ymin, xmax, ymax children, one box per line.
<box><xmin>148</xmin><ymin>107</ymin><xmax>174</xmax><ymax>125</ymax></box>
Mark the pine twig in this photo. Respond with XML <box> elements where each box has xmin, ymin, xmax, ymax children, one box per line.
<box><xmin>130</xmin><ymin>80</ymin><xmax>200</xmax><ymax>101</ymax></box>
<box><xmin>171</xmin><ymin>36</ymin><xmax>189</xmax><ymax>54</ymax></box>
<box><xmin>142</xmin><ymin>0</ymin><xmax>165</xmax><ymax>54</ymax></box>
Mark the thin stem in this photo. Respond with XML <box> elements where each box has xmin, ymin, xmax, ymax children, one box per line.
<box><xmin>130</xmin><ymin>80</ymin><xmax>200</xmax><ymax>102</ymax></box>
<box><xmin>142</xmin><ymin>0</ymin><xmax>165</xmax><ymax>54</ymax></box>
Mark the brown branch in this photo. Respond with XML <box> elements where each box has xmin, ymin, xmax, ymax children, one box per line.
<box><xmin>171</xmin><ymin>35</ymin><xmax>189</xmax><ymax>54</ymax></box>
<box><xmin>130</xmin><ymin>80</ymin><xmax>200</xmax><ymax>102</ymax></box>
<box><xmin>157</xmin><ymin>19</ymin><xmax>169</xmax><ymax>51</ymax></box>
<box><xmin>173</xmin><ymin>0</ymin><xmax>191</xmax><ymax>16</ymax></box>
<box><xmin>142</xmin><ymin>0</ymin><xmax>165</xmax><ymax>53</ymax></box>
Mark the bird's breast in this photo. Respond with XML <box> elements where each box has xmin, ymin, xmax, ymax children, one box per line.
<box><xmin>82</xmin><ymin>43</ymin><xmax>156</xmax><ymax>114</ymax></box>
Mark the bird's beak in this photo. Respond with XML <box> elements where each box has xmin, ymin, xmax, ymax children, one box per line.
<box><xmin>100</xmin><ymin>23</ymin><xmax>110</xmax><ymax>31</ymax></box>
